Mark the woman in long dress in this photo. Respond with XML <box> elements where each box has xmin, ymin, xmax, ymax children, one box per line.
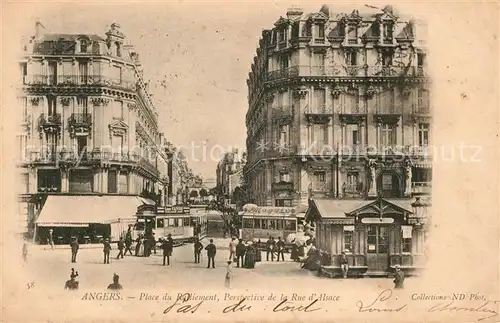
<box><xmin>138</xmin><ymin>238</ymin><xmax>145</xmax><ymax>257</ymax></box>
<box><xmin>245</xmin><ymin>243</ymin><xmax>255</xmax><ymax>269</ymax></box>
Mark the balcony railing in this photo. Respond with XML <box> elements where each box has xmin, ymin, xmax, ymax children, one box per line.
<box><xmin>38</xmin><ymin>113</ymin><xmax>62</xmax><ymax>125</ymax></box>
<box><xmin>24</xmin><ymin>74</ymin><xmax>137</xmax><ymax>91</ymax></box>
<box><xmin>411</xmin><ymin>182</ymin><xmax>432</xmax><ymax>195</ymax></box>
<box><xmin>264</xmin><ymin>65</ymin><xmax>423</xmax><ymax>80</ymax></box>
<box><xmin>25</xmin><ymin>151</ymin><xmax>160</xmax><ymax>175</ymax></box>
<box><xmin>68</xmin><ymin>113</ymin><xmax>92</xmax><ymax>125</ymax></box>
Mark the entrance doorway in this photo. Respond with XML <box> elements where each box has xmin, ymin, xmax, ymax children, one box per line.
<box><xmin>366</xmin><ymin>225</ymin><xmax>389</xmax><ymax>272</ymax></box>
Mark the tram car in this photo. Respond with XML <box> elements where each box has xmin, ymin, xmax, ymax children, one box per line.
<box><xmin>134</xmin><ymin>205</ymin><xmax>205</xmax><ymax>244</ymax></box>
<box><xmin>189</xmin><ymin>205</ymin><xmax>209</xmax><ymax>240</ymax></box>
<box><xmin>240</xmin><ymin>204</ymin><xmax>307</xmax><ymax>252</ymax></box>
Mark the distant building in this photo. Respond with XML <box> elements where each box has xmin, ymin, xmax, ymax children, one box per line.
<box><xmin>216</xmin><ymin>149</ymin><xmax>247</xmax><ymax>201</ymax></box>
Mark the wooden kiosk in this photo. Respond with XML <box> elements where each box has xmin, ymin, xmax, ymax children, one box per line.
<box><xmin>306</xmin><ymin>196</ymin><xmax>429</xmax><ymax>277</ymax></box>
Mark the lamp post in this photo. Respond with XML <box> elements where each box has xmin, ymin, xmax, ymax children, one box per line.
<box><xmin>411</xmin><ymin>197</ymin><xmax>428</xmax><ymax>225</ymax></box>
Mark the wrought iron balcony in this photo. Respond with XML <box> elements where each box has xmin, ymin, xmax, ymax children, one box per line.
<box><xmin>304</xmin><ymin>105</ymin><xmax>332</xmax><ymax>123</ymax></box>
<box><xmin>68</xmin><ymin>113</ymin><xmax>92</xmax><ymax>125</ymax></box>
<box><xmin>24</xmin><ymin>74</ymin><xmax>137</xmax><ymax>91</ymax></box>
<box><xmin>38</xmin><ymin>113</ymin><xmax>62</xmax><ymax>136</ymax></box>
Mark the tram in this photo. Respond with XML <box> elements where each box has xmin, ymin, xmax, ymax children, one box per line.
<box><xmin>134</xmin><ymin>205</ymin><xmax>207</xmax><ymax>244</ymax></box>
<box><xmin>240</xmin><ymin>204</ymin><xmax>307</xmax><ymax>252</ymax></box>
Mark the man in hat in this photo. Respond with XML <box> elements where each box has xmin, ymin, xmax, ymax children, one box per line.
<box><xmin>276</xmin><ymin>237</ymin><xmax>285</xmax><ymax>262</ymax></box>
<box><xmin>70</xmin><ymin>237</ymin><xmax>79</xmax><ymax>263</ymax></box>
<box><xmin>161</xmin><ymin>234</ymin><xmax>174</xmax><ymax>266</ymax></box>
<box><xmin>235</xmin><ymin>239</ymin><xmax>246</xmax><ymax>268</ymax></box>
<box><xmin>116</xmin><ymin>237</ymin><xmax>124</xmax><ymax>259</ymax></box>
<box><xmin>103</xmin><ymin>238</ymin><xmax>112</xmax><ymax>264</ymax></box>
<box><xmin>107</xmin><ymin>273</ymin><xmax>123</xmax><ymax>290</ymax></box>
<box><xmin>48</xmin><ymin>229</ymin><xmax>54</xmax><ymax>250</ymax></box>
<box><xmin>124</xmin><ymin>227</ymin><xmax>133</xmax><ymax>256</ymax></box>
<box><xmin>393</xmin><ymin>265</ymin><xmax>405</xmax><ymax>289</ymax></box>
<box><xmin>339</xmin><ymin>250</ymin><xmax>349</xmax><ymax>278</ymax></box>
<box><xmin>205</xmin><ymin>239</ymin><xmax>217</xmax><ymax>269</ymax></box>
<box><xmin>194</xmin><ymin>237</ymin><xmax>204</xmax><ymax>264</ymax></box>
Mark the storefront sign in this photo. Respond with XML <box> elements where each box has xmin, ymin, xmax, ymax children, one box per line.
<box><xmin>361</xmin><ymin>217</ymin><xmax>394</xmax><ymax>224</ymax></box>
<box><xmin>244</xmin><ymin>206</ymin><xmax>296</xmax><ymax>215</ymax></box>
<box><xmin>162</xmin><ymin>206</ymin><xmax>190</xmax><ymax>214</ymax></box>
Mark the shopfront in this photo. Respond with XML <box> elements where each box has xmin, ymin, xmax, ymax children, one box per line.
<box><xmin>307</xmin><ymin>197</ymin><xmax>429</xmax><ymax>275</ymax></box>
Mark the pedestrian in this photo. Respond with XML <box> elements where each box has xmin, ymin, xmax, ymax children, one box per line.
<box><xmin>103</xmin><ymin>238</ymin><xmax>112</xmax><ymax>264</ymax></box>
<box><xmin>107</xmin><ymin>273</ymin><xmax>123</xmax><ymax>290</ymax></box>
<box><xmin>124</xmin><ymin>227</ymin><xmax>133</xmax><ymax>255</ymax></box>
<box><xmin>205</xmin><ymin>239</ymin><xmax>217</xmax><ymax>269</ymax></box>
<box><xmin>152</xmin><ymin>233</ymin><xmax>157</xmax><ymax>255</ymax></box>
<box><xmin>235</xmin><ymin>239</ymin><xmax>246</xmax><ymax>268</ymax></box>
<box><xmin>276</xmin><ymin>237</ymin><xmax>285</xmax><ymax>262</ymax></box>
<box><xmin>22</xmin><ymin>241</ymin><xmax>28</xmax><ymax>262</ymax></box>
<box><xmin>393</xmin><ymin>265</ymin><xmax>405</xmax><ymax>289</ymax></box>
<box><xmin>266</xmin><ymin>236</ymin><xmax>275</xmax><ymax>261</ymax></box>
<box><xmin>255</xmin><ymin>239</ymin><xmax>262</xmax><ymax>262</ymax></box>
<box><xmin>116</xmin><ymin>237</ymin><xmax>124</xmax><ymax>259</ymax></box>
<box><xmin>64</xmin><ymin>268</ymin><xmax>79</xmax><ymax>290</ymax></box>
<box><xmin>162</xmin><ymin>234</ymin><xmax>174</xmax><ymax>266</ymax></box>
<box><xmin>244</xmin><ymin>242</ymin><xmax>256</xmax><ymax>269</ymax></box>
<box><xmin>48</xmin><ymin>229</ymin><xmax>54</xmax><ymax>250</ymax></box>
<box><xmin>134</xmin><ymin>235</ymin><xmax>142</xmax><ymax>256</ymax></box>
<box><xmin>194</xmin><ymin>237</ymin><xmax>203</xmax><ymax>264</ymax></box>
<box><xmin>339</xmin><ymin>251</ymin><xmax>349</xmax><ymax>278</ymax></box>
<box><xmin>225</xmin><ymin>261</ymin><xmax>232</xmax><ymax>288</ymax></box>
<box><xmin>70</xmin><ymin>237</ymin><xmax>79</xmax><ymax>263</ymax></box>
<box><xmin>229</xmin><ymin>237</ymin><xmax>237</xmax><ymax>262</ymax></box>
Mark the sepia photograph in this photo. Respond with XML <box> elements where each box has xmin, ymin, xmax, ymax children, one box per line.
<box><xmin>1</xmin><ymin>1</ymin><xmax>498</xmax><ymax>322</ymax></box>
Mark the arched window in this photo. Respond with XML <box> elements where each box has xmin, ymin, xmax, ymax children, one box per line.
<box><xmin>80</xmin><ymin>40</ymin><xmax>87</xmax><ymax>53</ymax></box>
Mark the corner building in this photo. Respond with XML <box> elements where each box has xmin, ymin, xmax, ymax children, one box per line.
<box><xmin>17</xmin><ymin>22</ymin><xmax>173</xmax><ymax>242</ymax></box>
<box><xmin>244</xmin><ymin>5</ymin><xmax>431</xmax><ymax>275</ymax></box>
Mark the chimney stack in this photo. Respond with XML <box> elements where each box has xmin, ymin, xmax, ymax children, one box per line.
<box><xmin>286</xmin><ymin>6</ymin><xmax>303</xmax><ymax>20</ymax></box>
<box><xmin>35</xmin><ymin>19</ymin><xmax>45</xmax><ymax>40</ymax></box>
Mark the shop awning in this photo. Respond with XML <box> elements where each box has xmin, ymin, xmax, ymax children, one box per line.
<box><xmin>36</xmin><ymin>195</ymin><xmax>147</xmax><ymax>227</ymax></box>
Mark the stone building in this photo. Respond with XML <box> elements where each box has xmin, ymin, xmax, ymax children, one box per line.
<box><xmin>16</xmin><ymin>22</ymin><xmax>177</xmax><ymax>241</ymax></box>
<box><xmin>244</xmin><ymin>5</ymin><xmax>431</xmax><ymax>207</ymax></box>
<box><xmin>216</xmin><ymin>149</ymin><xmax>246</xmax><ymax>201</ymax></box>
<box><xmin>244</xmin><ymin>5</ymin><xmax>431</xmax><ymax>275</ymax></box>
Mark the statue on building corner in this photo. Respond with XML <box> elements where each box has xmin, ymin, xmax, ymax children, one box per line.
<box><xmin>367</xmin><ymin>158</ymin><xmax>378</xmax><ymax>197</ymax></box>
<box><xmin>404</xmin><ymin>158</ymin><xmax>413</xmax><ymax>197</ymax></box>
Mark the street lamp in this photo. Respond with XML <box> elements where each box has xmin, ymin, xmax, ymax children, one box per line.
<box><xmin>411</xmin><ymin>197</ymin><xmax>428</xmax><ymax>225</ymax></box>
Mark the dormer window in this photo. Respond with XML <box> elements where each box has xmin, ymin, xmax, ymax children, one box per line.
<box><xmin>80</xmin><ymin>40</ymin><xmax>88</xmax><ymax>53</ymax></box>
<box><xmin>383</xmin><ymin>22</ymin><xmax>393</xmax><ymax>40</ymax></box>
<box><xmin>279</xmin><ymin>29</ymin><xmax>287</xmax><ymax>43</ymax></box>
<box><xmin>347</xmin><ymin>24</ymin><xmax>358</xmax><ymax>43</ymax></box>
<box><xmin>315</xmin><ymin>23</ymin><xmax>325</xmax><ymax>39</ymax></box>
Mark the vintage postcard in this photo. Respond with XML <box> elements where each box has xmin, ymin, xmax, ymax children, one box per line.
<box><xmin>1</xmin><ymin>1</ymin><xmax>499</xmax><ymax>322</ymax></box>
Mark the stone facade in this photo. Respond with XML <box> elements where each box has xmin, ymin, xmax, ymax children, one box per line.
<box><xmin>16</xmin><ymin>22</ymin><xmax>177</xmax><ymax>236</ymax></box>
<box><xmin>244</xmin><ymin>5</ymin><xmax>431</xmax><ymax>207</ymax></box>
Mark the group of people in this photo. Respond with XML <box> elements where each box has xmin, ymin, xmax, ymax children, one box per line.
<box><xmin>228</xmin><ymin>237</ymin><xmax>262</xmax><ymax>269</ymax></box>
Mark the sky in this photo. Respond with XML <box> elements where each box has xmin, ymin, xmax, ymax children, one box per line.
<box><xmin>9</xmin><ymin>1</ymin><xmax>431</xmax><ymax>179</ymax></box>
